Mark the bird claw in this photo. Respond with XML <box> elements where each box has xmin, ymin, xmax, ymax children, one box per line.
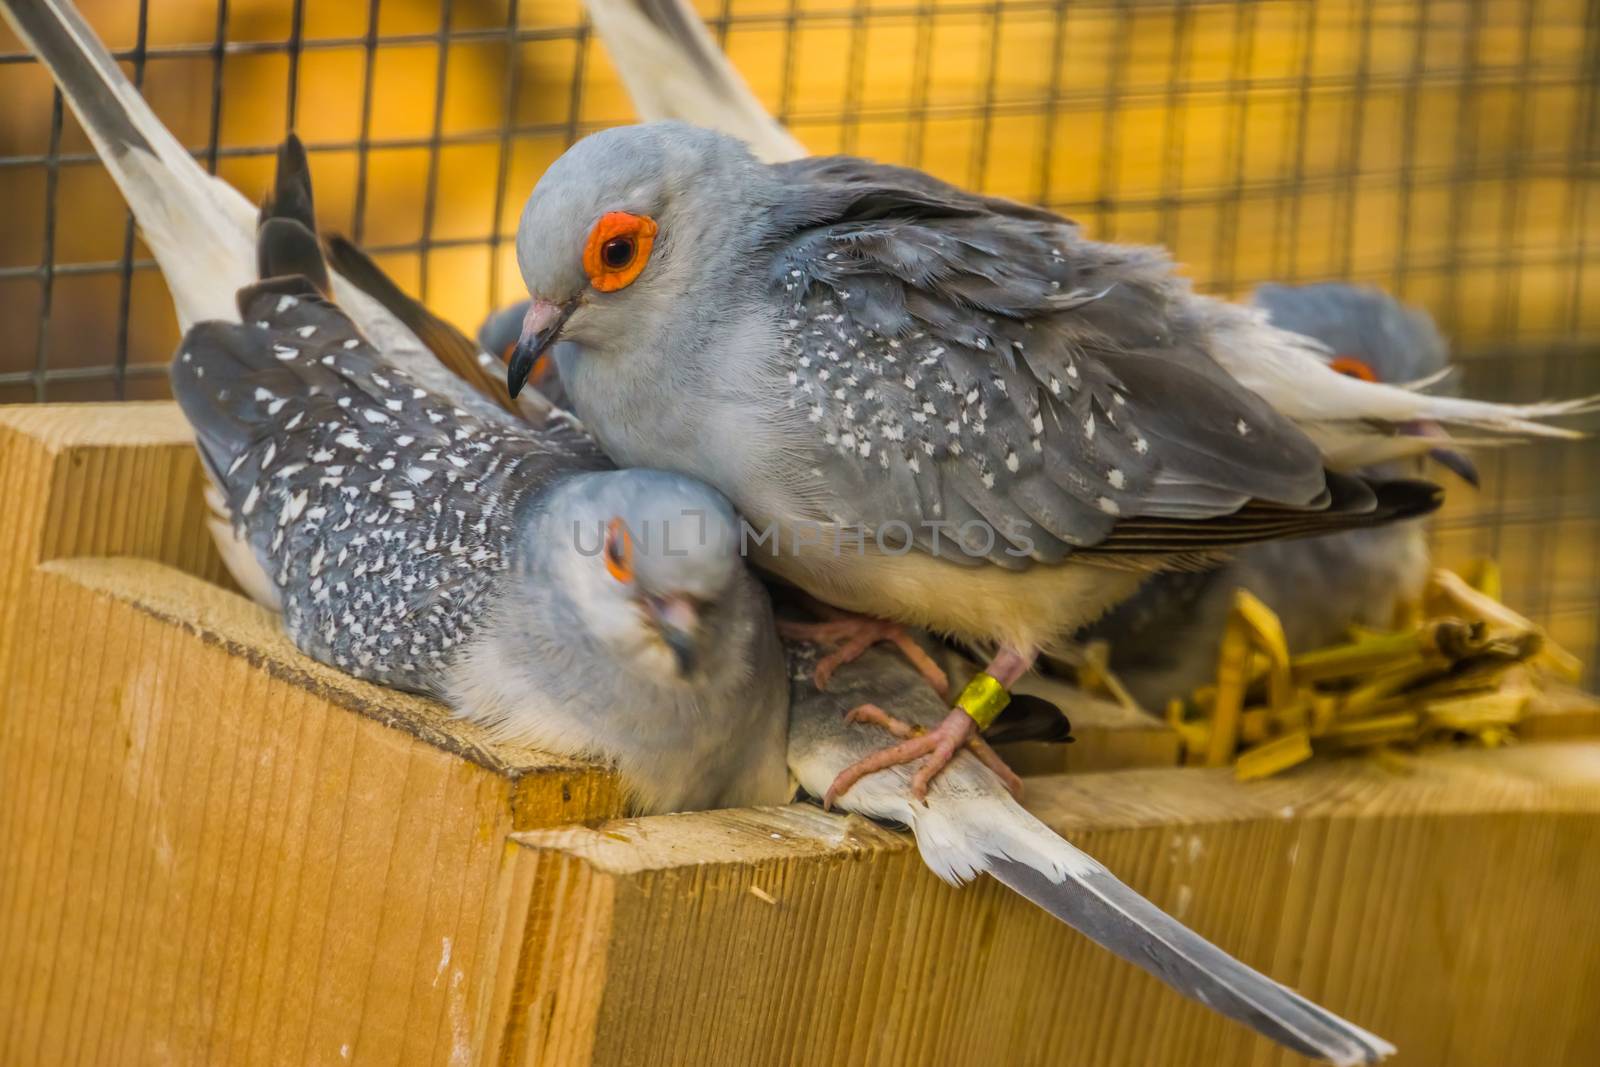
<box><xmin>843</xmin><ymin>703</ymin><xmax>924</xmax><ymax>740</ymax></box>
<box><xmin>778</xmin><ymin>615</ymin><xmax>949</xmax><ymax>698</ymax></box>
<box><xmin>827</xmin><ymin>706</ymin><xmax>1022</xmax><ymax>807</ymax></box>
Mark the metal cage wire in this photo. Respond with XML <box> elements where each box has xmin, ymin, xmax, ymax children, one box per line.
<box><xmin>0</xmin><ymin>0</ymin><xmax>1597</xmax><ymax>681</ymax></box>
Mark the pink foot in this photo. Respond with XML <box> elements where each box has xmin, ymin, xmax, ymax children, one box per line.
<box><xmin>826</xmin><ymin>706</ymin><xmax>1024</xmax><ymax>807</ymax></box>
<box><xmin>778</xmin><ymin>615</ymin><xmax>949</xmax><ymax>698</ymax></box>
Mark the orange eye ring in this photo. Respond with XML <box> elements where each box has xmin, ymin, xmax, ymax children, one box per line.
<box><xmin>603</xmin><ymin>517</ymin><xmax>635</xmax><ymax>583</ymax></box>
<box><xmin>583</xmin><ymin>211</ymin><xmax>658</xmax><ymax>293</ymax></box>
<box><xmin>1328</xmin><ymin>355</ymin><xmax>1378</xmax><ymax>383</ymax></box>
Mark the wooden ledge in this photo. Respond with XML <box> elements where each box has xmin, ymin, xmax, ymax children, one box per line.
<box><xmin>43</xmin><ymin>556</ymin><xmax>597</xmax><ymax>782</ymax></box>
<box><xmin>0</xmin><ymin>550</ymin><xmax>627</xmax><ymax>1064</ymax></box>
<box><xmin>517</xmin><ymin>742</ymin><xmax>1600</xmax><ymax>874</ymax></box>
<box><xmin>0</xmin><ymin>402</ymin><xmax>226</xmax><ymax>601</ymax></box>
<box><xmin>0</xmin><ymin>401</ymin><xmax>198</xmax><ymax>451</ymax></box>
<box><xmin>495</xmin><ymin>743</ymin><xmax>1600</xmax><ymax>1066</ymax></box>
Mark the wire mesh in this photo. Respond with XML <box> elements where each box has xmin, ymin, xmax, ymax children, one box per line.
<box><xmin>0</xmin><ymin>0</ymin><xmax>1597</xmax><ymax>680</ymax></box>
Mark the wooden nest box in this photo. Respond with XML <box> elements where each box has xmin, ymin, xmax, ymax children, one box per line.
<box><xmin>3</xmin><ymin>402</ymin><xmax>1600</xmax><ymax>1066</ymax></box>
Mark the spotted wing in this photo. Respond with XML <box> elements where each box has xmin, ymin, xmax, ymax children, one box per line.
<box><xmin>171</xmin><ymin>277</ymin><xmax>610</xmax><ymax>692</ymax></box>
<box><xmin>767</xmin><ymin>155</ymin><xmax>1367</xmax><ymax>569</ymax></box>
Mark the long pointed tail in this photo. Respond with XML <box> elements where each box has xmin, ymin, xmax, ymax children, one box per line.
<box><xmin>912</xmin><ymin>797</ymin><xmax>1395</xmax><ymax>1064</ymax></box>
<box><xmin>582</xmin><ymin>0</ymin><xmax>806</xmax><ymax>162</ymax></box>
<box><xmin>988</xmin><ymin>848</ymin><xmax>1395</xmax><ymax>1065</ymax></box>
<box><xmin>2</xmin><ymin>0</ymin><xmax>258</xmax><ymax>328</ymax></box>
<box><xmin>1207</xmin><ymin>301</ymin><xmax>1598</xmax><ymax>465</ymax></box>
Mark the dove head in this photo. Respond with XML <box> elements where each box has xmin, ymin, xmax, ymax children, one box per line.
<box><xmin>1256</xmin><ymin>282</ymin><xmax>1475</xmax><ymax>485</ymax></box>
<box><xmin>508</xmin><ymin>123</ymin><xmax>771</xmax><ymax>406</ymax></box>
<box><xmin>528</xmin><ymin>468</ymin><xmax>746</xmax><ymax>685</ymax></box>
<box><xmin>1254</xmin><ymin>282</ymin><xmax>1451</xmax><ymax>387</ymax></box>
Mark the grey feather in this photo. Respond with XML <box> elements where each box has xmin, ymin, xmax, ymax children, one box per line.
<box><xmin>786</xmin><ymin>635</ymin><xmax>1394</xmax><ymax>1064</ymax></box>
<box><xmin>1083</xmin><ymin>284</ymin><xmax>1447</xmax><ymax>708</ymax></box>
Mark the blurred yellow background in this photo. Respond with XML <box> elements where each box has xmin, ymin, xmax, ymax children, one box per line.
<box><xmin>0</xmin><ymin>0</ymin><xmax>1596</xmax><ymax>673</ymax></box>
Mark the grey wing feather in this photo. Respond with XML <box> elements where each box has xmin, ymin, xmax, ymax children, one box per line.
<box><xmin>172</xmin><ymin>277</ymin><xmax>609</xmax><ymax>690</ymax></box>
<box><xmin>764</xmin><ymin>156</ymin><xmax>1408</xmax><ymax>565</ymax></box>
<box><xmin>988</xmin><ymin>858</ymin><xmax>1394</xmax><ymax>1065</ymax></box>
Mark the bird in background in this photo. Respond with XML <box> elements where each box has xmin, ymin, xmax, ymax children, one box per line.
<box><xmin>503</xmin><ymin>114</ymin><xmax>1598</xmax><ymax>808</ymax></box>
<box><xmin>4</xmin><ymin>0</ymin><xmax>791</xmax><ymax>815</ymax></box>
<box><xmin>785</xmin><ymin>620</ymin><xmax>1395</xmax><ymax>1064</ymax></box>
<box><xmin>1081</xmin><ymin>283</ymin><xmax>1473</xmax><ymax>711</ymax></box>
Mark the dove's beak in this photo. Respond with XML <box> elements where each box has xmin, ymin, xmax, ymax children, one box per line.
<box><xmin>1427</xmin><ymin>446</ymin><xmax>1480</xmax><ymax>488</ymax></box>
<box><xmin>508</xmin><ymin>297</ymin><xmax>575</xmax><ymax>398</ymax></box>
<box><xmin>1401</xmin><ymin>419</ymin><xmax>1480</xmax><ymax>488</ymax></box>
<box><xmin>645</xmin><ymin>594</ymin><xmax>701</xmax><ymax>677</ymax></box>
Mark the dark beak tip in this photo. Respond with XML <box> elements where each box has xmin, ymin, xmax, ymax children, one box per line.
<box><xmin>667</xmin><ymin>638</ymin><xmax>697</xmax><ymax>677</ymax></box>
<box><xmin>1429</xmin><ymin>448</ymin><xmax>1482</xmax><ymax>490</ymax></box>
<box><xmin>507</xmin><ymin>343</ymin><xmax>536</xmax><ymax>399</ymax></box>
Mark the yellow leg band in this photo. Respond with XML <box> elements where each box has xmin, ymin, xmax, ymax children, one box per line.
<box><xmin>955</xmin><ymin>671</ymin><xmax>1011</xmax><ymax>730</ymax></box>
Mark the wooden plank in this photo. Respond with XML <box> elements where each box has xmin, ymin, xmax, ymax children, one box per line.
<box><xmin>0</xmin><ymin>403</ymin><xmax>226</xmax><ymax>594</ymax></box>
<box><xmin>0</xmin><ymin>557</ymin><xmax>625</xmax><ymax>1066</ymax></box>
<box><xmin>501</xmin><ymin>743</ymin><xmax>1600</xmax><ymax>1067</ymax></box>
<box><xmin>3</xmin><ymin>405</ymin><xmax>1596</xmax><ymax>1065</ymax></box>
<box><xmin>0</xmin><ymin>404</ymin><xmax>629</xmax><ymax>1064</ymax></box>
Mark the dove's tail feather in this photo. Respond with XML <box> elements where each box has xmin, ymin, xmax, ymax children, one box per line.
<box><xmin>907</xmin><ymin>797</ymin><xmax>1395</xmax><ymax>1065</ymax></box>
<box><xmin>255</xmin><ymin>136</ymin><xmax>333</xmax><ymax>295</ymax></box>
<box><xmin>0</xmin><ymin>0</ymin><xmax>491</xmax><ymax>411</ymax></box>
<box><xmin>1208</xmin><ymin>308</ymin><xmax>1597</xmax><ymax>465</ymax></box>
<box><xmin>1</xmin><ymin>0</ymin><xmax>258</xmax><ymax>328</ymax></box>
<box><xmin>175</xmin><ymin>136</ymin><xmax>341</xmax><ymax>610</ymax></box>
<box><xmin>582</xmin><ymin>0</ymin><xmax>806</xmax><ymax>163</ymax></box>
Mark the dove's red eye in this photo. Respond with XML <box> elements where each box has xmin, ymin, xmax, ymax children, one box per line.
<box><xmin>603</xmin><ymin>517</ymin><xmax>635</xmax><ymax>583</ymax></box>
<box><xmin>584</xmin><ymin>211</ymin><xmax>657</xmax><ymax>293</ymax></box>
<box><xmin>1329</xmin><ymin>355</ymin><xmax>1378</xmax><ymax>382</ymax></box>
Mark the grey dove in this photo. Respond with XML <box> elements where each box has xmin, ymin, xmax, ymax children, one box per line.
<box><xmin>170</xmin><ymin>140</ymin><xmax>788</xmax><ymax>814</ymax></box>
<box><xmin>6</xmin><ymin>0</ymin><xmax>790</xmax><ymax>815</ymax></box>
<box><xmin>1083</xmin><ymin>283</ymin><xmax>1469</xmax><ymax>710</ymax></box>
<box><xmin>786</xmin><ymin>625</ymin><xmax>1395</xmax><ymax>1064</ymax></box>
<box><xmin>503</xmin><ymin>120</ymin><xmax>1592</xmax><ymax>802</ymax></box>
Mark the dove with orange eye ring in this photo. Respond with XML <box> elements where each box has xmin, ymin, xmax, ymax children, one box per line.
<box><xmin>1081</xmin><ymin>283</ymin><xmax>1475</xmax><ymax>711</ymax></box>
<box><xmin>6</xmin><ymin>0</ymin><xmax>800</xmax><ymax>819</ymax></box>
<box><xmin>502</xmin><ymin>122</ymin><xmax>1596</xmax><ymax>806</ymax></box>
<box><xmin>151</xmin><ymin>135</ymin><xmax>793</xmax><ymax>816</ymax></box>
